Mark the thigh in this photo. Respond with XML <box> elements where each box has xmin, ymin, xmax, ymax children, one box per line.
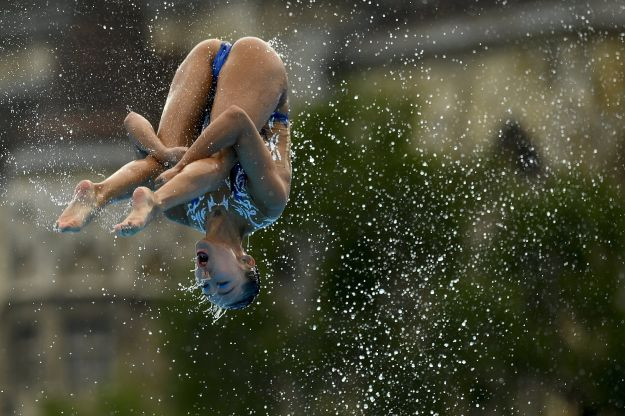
<box><xmin>210</xmin><ymin>37</ymin><xmax>287</xmax><ymax>130</ymax></box>
<box><xmin>157</xmin><ymin>39</ymin><xmax>222</xmax><ymax>148</ymax></box>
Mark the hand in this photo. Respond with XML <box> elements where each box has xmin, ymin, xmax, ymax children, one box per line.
<box><xmin>155</xmin><ymin>166</ymin><xmax>182</xmax><ymax>189</ymax></box>
<box><xmin>162</xmin><ymin>146</ymin><xmax>188</xmax><ymax>166</ymax></box>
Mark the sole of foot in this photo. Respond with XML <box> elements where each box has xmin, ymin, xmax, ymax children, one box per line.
<box><xmin>113</xmin><ymin>187</ymin><xmax>157</xmax><ymax>237</ymax></box>
<box><xmin>55</xmin><ymin>180</ymin><xmax>99</xmax><ymax>233</ymax></box>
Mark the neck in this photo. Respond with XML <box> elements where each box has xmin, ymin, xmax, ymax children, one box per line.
<box><xmin>204</xmin><ymin>208</ymin><xmax>244</xmax><ymax>253</ymax></box>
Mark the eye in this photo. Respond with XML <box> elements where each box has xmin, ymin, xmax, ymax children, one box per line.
<box><xmin>197</xmin><ymin>252</ymin><xmax>209</xmax><ymax>264</ymax></box>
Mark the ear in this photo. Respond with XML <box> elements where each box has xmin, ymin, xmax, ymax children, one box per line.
<box><xmin>240</xmin><ymin>254</ymin><xmax>256</xmax><ymax>267</ymax></box>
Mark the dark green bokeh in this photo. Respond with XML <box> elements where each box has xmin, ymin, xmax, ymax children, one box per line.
<box><xmin>43</xmin><ymin>89</ymin><xmax>625</xmax><ymax>415</ymax></box>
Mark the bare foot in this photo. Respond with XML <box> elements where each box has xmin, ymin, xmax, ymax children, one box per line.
<box><xmin>113</xmin><ymin>187</ymin><xmax>160</xmax><ymax>237</ymax></box>
<box><xmin>55</xmin><ymin>180</ymin><xmax>101</xmax><ymax>233</ymax></box>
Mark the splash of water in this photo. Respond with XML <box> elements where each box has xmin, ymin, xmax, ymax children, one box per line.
<box><xmin>178</xmin><ymin>279</ymin><xmax>227</xmax><ymax>324</ymax></box>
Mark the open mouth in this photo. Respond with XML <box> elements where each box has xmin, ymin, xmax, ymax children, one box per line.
<box><xmin>197</xmin><ymin>251</ymin><xmax>209</xmax><ymax>266</ymax></box>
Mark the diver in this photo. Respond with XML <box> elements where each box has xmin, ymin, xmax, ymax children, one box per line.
<box><xmin>55</xmin><ymin>37</ymin><xmax>292</xmax><ymax>311</ymax></box>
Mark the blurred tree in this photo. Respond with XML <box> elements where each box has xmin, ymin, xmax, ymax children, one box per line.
<box><xmin>42</xmin><ymin>88</ymin><xmax>625</xmax><ymax>415</ymax></box>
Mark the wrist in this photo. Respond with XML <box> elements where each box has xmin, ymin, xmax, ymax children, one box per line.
<box><xmin>151</xmin><ymin>146</ymin><xmax>167</xmax><ymax>162</ymax></box>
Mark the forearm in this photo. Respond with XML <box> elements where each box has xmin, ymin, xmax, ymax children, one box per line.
<box><xmin>154</xmin><ymin>157</ymin><xmax>230</xmax><ymax>211</ymax></box>
<box><xmin>174</xmin><ymin>107</ymin><xmax>241</xmax><ymax>169</ymax></box>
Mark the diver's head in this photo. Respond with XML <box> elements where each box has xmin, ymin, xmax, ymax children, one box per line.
<box><xmin>195</xmin><ymin>239</ymin><xmax>260</xmax><ymax>310</ymax></box>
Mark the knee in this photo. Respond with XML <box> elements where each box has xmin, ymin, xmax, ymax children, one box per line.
<box><xmin>123</xmin><ymin>111</ymin><xmax>138</xmax><ymax>128</ymax></box>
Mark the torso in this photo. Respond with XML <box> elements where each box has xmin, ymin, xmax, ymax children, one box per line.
<box><xmin>171</xmin><ymin>39</ymin><xmax>291</xmax><ymax>235</ymax></box>
<box><xmin>161</xmin><ymin>38</ymin><xmax>292</xmax><ymax>234</ymax></box>
<box><xmin>184</xmin><ymin>117</ymin><xmax>291</xmax><ymax>235</ymax></box>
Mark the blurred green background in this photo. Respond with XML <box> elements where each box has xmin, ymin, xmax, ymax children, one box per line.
<box><xmin>1</xmin><ymin>1</ymin><xmax>625</xmax><ymax>415</ymax></box>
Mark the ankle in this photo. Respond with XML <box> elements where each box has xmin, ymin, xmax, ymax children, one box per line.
<box><xmin>152</xmin><ymin>192</ymin><xmax>165</xmax><ymax>211</ymax></box>
<box><xmin>92</xmin><ymin>183</ymin><xmax>108</xmax><ymax>207</ymax></box>
<box><xmin>152</xmin><ymin>145</ymin><xmax>170</xmax><ymax>163</ymax></box>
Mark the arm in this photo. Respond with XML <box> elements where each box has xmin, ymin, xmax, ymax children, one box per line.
<box><xmin>170</xmin><ymin>106</ymin><xmax>243</xmax><ymax>169</ymax></box>
<box><xmin>160</xmin><ymin>105</ymin><xmax>289</xmax><ymax>217</ymax></box>
<box><xmin>113</xmin><ymin>155</ymin><xmax>233</xmax><ymax>236</ymax></box>
<box><xmin>124</xmin><ymin>112</ymin><xmax>188</xmax><ymax>166</ymax></box>
<box><xmin>154</xmin><ymin>106</ymin><xmax>244</xmax><ymax>187</ymax></box>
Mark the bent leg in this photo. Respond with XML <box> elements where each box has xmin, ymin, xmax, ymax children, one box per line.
<box><xmin>172</xmin><ymin>105</ymin><xmax>288</xmax><ymax>216</ymax></box>
<box><xmin>56</xmin><ymin>39</ymin><xmax>223</xmax><ymax>233</ymax></box>
<box><xmin>113</xmin><ymin>156</ymin><xmax>232</xmax><ymax>236</ymax></box>
<box><xmin>95</xmin><ymin>156</ymin><xmax>165</xmax><ymax>202</ymax></box>
<box><xmin>157</xmin><ymin>39</ymin><xmax>222</xmax><ymax>148</ymax></box>
<box><xmin>210</xmin><ymin>36</ymin><xmax>287</xmax><ymax>128</ymax></box>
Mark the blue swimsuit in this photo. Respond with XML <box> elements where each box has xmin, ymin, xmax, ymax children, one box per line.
<box><xmin>184</xmin><ymin>42</ymin><xmax>289</xmax><ymax>233</ymax></box>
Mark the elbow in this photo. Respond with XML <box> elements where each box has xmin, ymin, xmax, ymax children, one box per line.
<box><xmin>266</xmin><ymin>183</ymin><xmax>289</xmax><ymax>218</ymax></box>
<box><xmin>224</xmin><ymin>105</ymin><xmax>252</xmax><ymax>126</ymax></box>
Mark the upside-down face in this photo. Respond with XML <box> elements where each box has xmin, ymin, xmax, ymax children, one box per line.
<box><xmin>195</xmin><ymin>239</ymin><xmax>260</xmax><ymax>310</ymax></box>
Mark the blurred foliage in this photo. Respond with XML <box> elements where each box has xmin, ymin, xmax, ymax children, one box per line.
<box><xmin>43</xmin><ymin>87</ymin><xmax>625</xmax><ymax>415</ymax></box>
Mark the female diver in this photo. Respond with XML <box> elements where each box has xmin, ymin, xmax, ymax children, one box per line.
<box><xmin>55</xmin><ymin>37</ymin><xmax>292</xmax><ymax>311</ymax></box>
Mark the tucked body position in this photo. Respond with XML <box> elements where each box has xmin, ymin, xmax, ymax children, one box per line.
<box><xmin>55</xmin><ymin>37</ymin><xmax>292</xmax><ymax>312</ymax></box>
